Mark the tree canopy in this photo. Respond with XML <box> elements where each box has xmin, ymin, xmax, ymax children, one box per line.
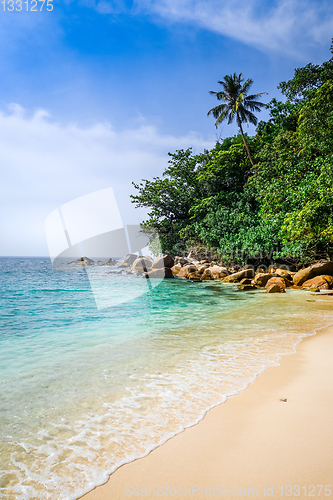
<box><xmin>131</xmin><ymin>44</ymin><xmax>333</xmax><ymax>267</ymax></box>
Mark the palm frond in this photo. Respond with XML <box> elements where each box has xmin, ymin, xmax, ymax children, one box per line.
<box><xmin>207</xmin><ymin>103</ymin><xmax>228</xmax><ymax>119</ymax></box>
<box><xmin>215</xmin><ymin>108</ymin><xmax>231</xmax><ymax>127</ymax></box>
<box><xmin>240</xmin><ymin>78</ymin><xmax>254</xmax><ymax>96</ymax></box>
<box><xmin>246</xmin><ymin>92</ymin><xmax>268</xmax><ymax>100</ymax></box>
<box><xmin>243</xmin><ymin>108</ymin><xmax>258</xmax><ymax>126</ymax></box>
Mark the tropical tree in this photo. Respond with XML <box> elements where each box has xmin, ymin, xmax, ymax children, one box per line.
<box><xmin>208</xmin><ymin>73</ymin><xmax>267</xmax><ymax>166</ymax></box>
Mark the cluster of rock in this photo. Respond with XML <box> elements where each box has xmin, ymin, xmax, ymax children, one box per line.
<box><xmin>168</xmin><ymin>256</ymin><xmax>333</xmax><ymax>294</ymax></box>
<box><xmin>68</xmin><ymin>254</ymin><xmax>174</xmax><ymax>278</ymax></box>
<box><xmin>68</xmin><ymin>257</ymin><xmax>95</xmax><ymax>266</ymax></box>
<box><xmin>68</xmin><ymin>255</ymin><xmax>333</xmax><ymax>294</ymax></box>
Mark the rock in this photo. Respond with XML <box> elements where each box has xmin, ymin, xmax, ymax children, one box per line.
<box><xmin>123</xmin><ymin>254</ymin><xmax>138</xmax><ymax>265</ymax></box>
<box><xmin>200</xmin><ymin>268</ymin><xmax>212</xmax><ymax>280</ymax></box>
<box><xmin>187</xmin><ymin>271</ymin><xmax>202</xmax><ymax>281</ymax></box>
<box><xmin>171</xmin><ymin>264</ymin><xmax>182</xmax><ymax>274</ymax></box>
<box><xmin>275</xmin><ymin>268</ymin><xmax>293</xmax><ymax>280</ymax></box>
<box><xmin>324</xmin><ymin>275</ymin><xmax>333</xmax><ymax>286</ymax></box>
<box><xmin>222</xmin><ymin>268</ymin><xmax>255</xmax><ymax>283</ymax></box>
<box><xmin>115</xmin><ymin>262</ymin><xmax>130</xmax><ymax>268</ymax></box>
<box><xmin>132</xmin><ymin>257</ymin><xmax>153</xmax><ymax>273</ymax></box>
<box><xmin>152</xmin><ymin>254</ymin><xmax>175</xmax><ymax>269</ymax></box>
<box><xmin>209</xmin><ymin>265</ymin><xmax>228</xmax><ymax>279</ymax></box>
<box><xmin>238</xmin><ymin>284</ymin><xmax>257</xmax><ymax>291</ymax></box>
<box><xmin>240</xmin><ymin>278</ymin><xmax>252</xmax><ymax>285</ymax></box>
<box><xmin>275</xmin><ymin>267</ymin><xmax>289</xmax><ymax>275</ymax></box>
<box><xmin>146</xmin><ymin>267</ymin><xmax>174</xmax><ymax>279</ymax></box>
<box><xmin>266</xmin><ymin>283</ymin><xmax>285</xmax><ymax>293</ymax></box>
<box><xmin>177</xmin><ymin>264</ymin><xmax>197</xmax><ymax>278</ymax></box>
<box><xmin>174</xmin><ymin>257</ymin><xmax>191</xmax><ymax>266</ymax></box>
<box><xmin>100</xmin><ymin>258</ymin><xmax>118</xmax><ymax>266</ymax></box>
<box><xmin>301</xmin><ymin>275</ymin><xmax>333</xmax><ymax>290</ymax></box>
<box><xmin>68</xmin><ymin>256</ymin><xmax>94</xmax><ymax>265</ymax></box>
<box><xmin>293</xmin><ymin>261</ymin><xmax>333</xmax><ymax>286</ymax></box>
<box><xmin>315</xmin><ymin>290</ymin><xmax>333</xmax><ymax>295</ymax></box>
<box><xmin>198</xmin><ymin>263</ymin><xmax>210</xmax><ymax>274</ymax></box>
<box><xmin>256</xmin><ymin>267</ymin><xmax>267</xmax><ymax>274</ymax></box>
<box><xmin>265</xmin><ymin>277</ymin><xmax>290</xmax><ymax>290</ymax></box>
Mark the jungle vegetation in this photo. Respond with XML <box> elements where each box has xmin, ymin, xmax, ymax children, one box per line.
<box><xmin>131</xmin><ymin>44</ymin><xmax>333</xmax><ymax>266</ymax></box>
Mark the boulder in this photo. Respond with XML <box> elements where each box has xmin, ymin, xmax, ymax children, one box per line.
<box><xmin>132</xmin><ymin>257</ymin><xmax>153</xmax><ymax>273</ymax></box>
<box><xmin>171</xmin><ymin>263</ymin><xmax>182</xmax><ymax>274</ymax></box>
<box><xmin>200</xmin><ymin>268</ymin><xmax>212</xmax><ymax>280</ymax></box>
<box><xmin>198</xmin><ymin>263</ymin><xmax>210</xmax><ymax>274</ymax></box>
<box><xmin>146</xmin><ymin>267</ymin><xmax>174</xmax><ymax>279</ymax></box>
<box><xmin>240</xmin><ymin>278</ymin><xmax>252</xmax><ymax>285</ymax></box>
<box><xmin>209</xmin><ymin>265</ymin><xmax>228</xmax><ymax>279</ymax></box>
<box><xmin>222</xmin><ymin>268</ymin><xmax>255</xmax><ymax>283</ymax></box>
<box><xmin>174</xmin><ymin>256</ymin><xmax>191</xmax><ymax>266</ymax></box>
<box><xmin>301</xmin><ymin>275</ymin><xmax>333</xmax><ymax>290</ymax></box>
<box><xmin>265</xmin><ymin>277</ymin><xmax>290</xmax><ymax>290</ymax></box>
<box><xmin>266</xmin><ymin>283</ymin><xmax>285</xmax><ymax>293</ymax></box>
<box><xmin>275</xmin><ymin>268</ymin><xmax>293</xmax><ymax>280</ymax></box>
<box><xmin>256</xmin><ymin>267</ymin><xmax>267</xmax><ymax>274</ymax></box>
<box><xmin>100</xmin><ymin>258</ymin><xmax>118</xmax><ymax>266</ymax></box>
<box><xmin>123</xmin><ymin>254</ymin><xmax>138</xmax><ymax>265</ymax></box>
<box><xmin>152</xmin><ymin>254</ymin><xmax>175</xmax><ymax>269</ymax></box>
<box><xmin>68</xmin><ymin>256</ymin><xmax>94</xmax><ymax>265</ymax></box>
<box><xmin>238</xmin><ymin>284</ymin><xmax>257</xmax><ymax>291</ymax></box>
<box><xmin>187</xmin><ymin>271</ymin><xmax>202</xmax><ymax>281</ymax></box>
<box><xmin>177</xmin><ymin>264</ymin><xmax>197</xmax><ymax>278</ymax></box>
<box><xmin>293</xmin><ymin>261</ymin><xmax>333</xmax><ymax>286</ymax></box>
<box><xmin>115</xmin><ymin>262</ymin><xmax>130</xmax><ymax>268</ymax></box>
<box><xmin>324</xmin><ymin>275</ymin><xmax>333</xmax><ymax>287</ymax></box>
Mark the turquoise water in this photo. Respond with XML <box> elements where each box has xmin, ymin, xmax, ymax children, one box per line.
<box><xmin>1</xmin><ymin>257</ymin><xmax>332</xmax><ymax>499</ymax></box>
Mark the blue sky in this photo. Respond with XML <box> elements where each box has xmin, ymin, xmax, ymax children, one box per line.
<box><xmin>1</xmin><ymin>0</ymin><xmax>333</xmax><ymax>255</ymax></box>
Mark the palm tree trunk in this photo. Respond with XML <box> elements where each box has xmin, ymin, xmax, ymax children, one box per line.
<box><xmin>237</xmin><ymin>114</ymin><xmax>254</xmax><ymax>167</ymax></box>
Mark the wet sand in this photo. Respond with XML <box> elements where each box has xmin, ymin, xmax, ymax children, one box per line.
<box><xmin>81</xmin><ymin>322</ymin><xmax>333</xmax><ymax>500</ymax></box>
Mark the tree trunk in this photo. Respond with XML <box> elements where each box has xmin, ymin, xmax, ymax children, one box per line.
<box><xmin>237</xmin><ymin>114</ymin><xmax>254</xmax><ymax>167</ymax></box>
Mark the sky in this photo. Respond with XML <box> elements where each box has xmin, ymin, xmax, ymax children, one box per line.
<box><xmin>1</xmin><ymin>0</ymin><xmax>333</xmax><ymax>256</ymax></box>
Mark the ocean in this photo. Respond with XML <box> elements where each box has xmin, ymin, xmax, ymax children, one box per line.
<box><xmin>0</xmin><ymin>257</ymin><xmax>332</xmax><ymax>499</ymax></box>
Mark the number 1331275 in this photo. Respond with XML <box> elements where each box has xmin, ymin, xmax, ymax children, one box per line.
<box><xmin>2</xmin><ymin>0</ymin><xmax>53</xmax><ymax>10</ymax></box>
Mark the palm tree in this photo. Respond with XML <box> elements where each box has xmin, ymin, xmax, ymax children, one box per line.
<box><xmin>208</xmin><ymin>73</ymin><xmax>267</xmax><ymax>166</ymax></box>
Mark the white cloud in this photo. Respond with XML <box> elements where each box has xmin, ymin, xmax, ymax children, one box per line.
<box><xmin>134</xmin><ymin>0</ymin><xmax>333</xmax><ymax>57</ymax></box>
<box><xmin>0</xmin><ymin>105</ymin><xmax>213</xmax><ymax>256</ymax></box>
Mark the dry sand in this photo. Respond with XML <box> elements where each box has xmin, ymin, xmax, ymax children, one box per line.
<box><xmin>81</xmin><ymin>323</ymin><xmax>333</xmax><ymax>500</ymax></box>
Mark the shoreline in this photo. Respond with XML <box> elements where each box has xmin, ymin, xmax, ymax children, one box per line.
<box><xmin>80</xmin><ymin>320</ymin><xmax>333</xmax><ymax>500</ymax></box>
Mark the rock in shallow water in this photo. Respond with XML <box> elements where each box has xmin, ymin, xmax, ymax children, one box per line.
<box><xmin>100</xmin><ymin>258</ymin><xmax>118</xmax><ymax>266</ymax></box>
<box><xmin>293</xmin><ymin>261</ymin><xmax>333</xmax><ymax>286</ymax></box>
<box><xmin>222</xmin><ymin>268</ymin><xmax>255</xmax><ymax>283</ymax></box>
<box><xmin>301</xmin><ymin>275</ymin><xmax>332</xmax><ymax>290</ymax></box>
<box><xmin>266</xmin><ymin>283</ymin><xmax>285</xmax><ymax>293</ymax></box>
<box><xmin>68</xmin><ymin>257</ymin><xmax>94</xmax><ymax>265</ymax></box>
<box><xmin>123</xmin><ymin>254</ymin><xmax>138</xmax><ymax>265</ymax></box>
<box><xmin>177</xmin><ymin>264</ymin><xmax>197</xmax><ymax>278</ymax></box>
<box><xmin>145</xmin><ymin>267</ymin><xmax>174</xmax><ymax>279</ymax></box>
<box><xmin>152</xmin><ymin>255</ymin><xmax>175</xmax><ymax>269</ymax></box>
<box><xmin>265</xmin><ymin>277</ymin><xmax>291</xmax><ymax>291</ymax></box>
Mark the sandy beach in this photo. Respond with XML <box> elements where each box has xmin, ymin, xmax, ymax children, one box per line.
<box><xmin>81</xmin><ymin>320</ymin><xmax>333</xmax><ymax>500</ymax></box>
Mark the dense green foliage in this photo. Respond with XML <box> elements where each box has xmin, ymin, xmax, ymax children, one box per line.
<box><xmin>131</xmin><ymin>46</ymin><xmax>333</xmax><ymax>266</ymax></box>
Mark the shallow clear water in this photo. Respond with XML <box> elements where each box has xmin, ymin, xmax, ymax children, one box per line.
<box><xmin>0</xmin><ymin>257</ymin><xmax>332</xmax><ymax>499</ymax></box>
